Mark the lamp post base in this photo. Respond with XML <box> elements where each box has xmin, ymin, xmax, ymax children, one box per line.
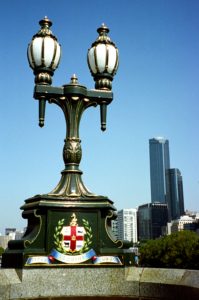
<box><xmin>2</xmin><ymin>194</ymin><xmax>134</xmax><ymax>268</ymax></box>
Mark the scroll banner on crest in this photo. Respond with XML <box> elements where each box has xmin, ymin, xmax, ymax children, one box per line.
<box><xmin>26</xmin><ymin>249</ymin><xmax>95</xmax><ymax>265</ymax></box>
<box><xmin>50</xmin><ymin>248</ymin><xmax>96</xmax><ymax>264</ymax></box>
<box><xmin>93</xmin><ymin>255</ymin><xmax>122</xmax><ymax>265</ymax></box>
<box><xmin>26</xmin><ymin>256</ymin><xmax>51</xmax><ymax>265</ymax></box>
<box><xmin>26</xmin><ymin>249</ymin><xmax>122</xmax><ymax>265</ymax></box>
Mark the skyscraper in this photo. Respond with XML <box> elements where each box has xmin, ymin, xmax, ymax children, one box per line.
<box><xmin>168</xmin><ymin>168</ymin><xmax>185</xmax><ymax>220</ymax></box>
<box><xmin>149</xmin><ymin>137</ymin><xmax>185</xmax><ymax>222</ymax></box>
<box><xmin>149</xmin><ymin>137</ymin><xmax>170</xmax><ymax>204</ymax></box>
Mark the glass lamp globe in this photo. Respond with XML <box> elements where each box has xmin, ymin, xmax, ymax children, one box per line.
<box><xmin>87</xmin><ymin>24</ymin><xmax>119</xmax><ymax>90</ymax></box>
<box><xmin>27</xmin><ymin>17</ymin><xmax>61</xmax><ymax>85</ymax></box>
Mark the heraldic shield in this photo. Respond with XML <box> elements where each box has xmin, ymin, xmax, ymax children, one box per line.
<box><xmin>61</xmin><ymin>213</ymin><xmax>85</xmax><ymax>252</ymax></box>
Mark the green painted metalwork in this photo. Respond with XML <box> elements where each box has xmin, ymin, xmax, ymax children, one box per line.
<box><xmin>1</xmin><ymin>19</ymin><xmax>134</xmax><ymax>268</ymax></box>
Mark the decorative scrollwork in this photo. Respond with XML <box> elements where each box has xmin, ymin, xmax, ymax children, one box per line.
<box><xmin>63</xmin><ymin>138</ymin><xmax>82</xmax><ymax>165</ymax></box>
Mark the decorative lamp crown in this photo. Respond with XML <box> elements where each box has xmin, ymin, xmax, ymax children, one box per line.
<box><xmin>87</xmin><ymin>24</ymin><xmax>119</xmax><ymax>90</ymax></box>
<box><xmin>27</xmin><ymin>17</ymin><xmax>61</xmax><ymax>85</ymax></box>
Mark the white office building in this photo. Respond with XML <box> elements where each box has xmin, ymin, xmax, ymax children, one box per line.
<box><xmin>117</xmin><ymin>208</ymin><xmax>138</xmax><ymax>243</ymax></box>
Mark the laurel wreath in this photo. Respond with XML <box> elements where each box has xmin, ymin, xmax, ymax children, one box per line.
<box><xmin>53</xmin><ymin>218</ymin><xmax>92</xmax><ymax>255</ymax></box>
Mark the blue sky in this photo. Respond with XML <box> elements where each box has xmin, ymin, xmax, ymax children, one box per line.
<box><xmin>0</xmin><ymin>0</ymin><xmax>199</xmax><ymax>233</ymax></box>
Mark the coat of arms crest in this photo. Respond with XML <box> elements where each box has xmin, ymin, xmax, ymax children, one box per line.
<box><xmin>54</xmin><ymin>213</ymin><xmax>92</xmax><ymax>255</ymax></box>
<box><xmin>61</xmin><ymin>213</ymin><xmax>85</xmax><ymax>252</ymax></box>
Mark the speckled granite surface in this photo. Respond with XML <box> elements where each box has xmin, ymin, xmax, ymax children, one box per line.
<box><xmin>0</xmin><ymin>267</ymin><xmax>198</xmax><ymax>299</ymax></box>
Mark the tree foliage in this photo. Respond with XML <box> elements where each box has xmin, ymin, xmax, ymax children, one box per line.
<box><xmin>139</xmin><ymin>230</ymin><xmax>199</xmax><ymax>269</ymax></box>
<box><xmin>0</xmin><ymin>247</ymin><xmax>4</xmax><ymax>255</ymax></box>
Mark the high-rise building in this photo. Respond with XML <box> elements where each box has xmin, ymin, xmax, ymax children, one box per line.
<box><xmin>149</xmin><ymin>137</ymin><xmax>170</xmax><ymax>204</ymax></box>
<box><xmin>149</xmin><ymin>137</ymin><xmax>185</xmax><ymax>222</ymax></box>
<box><xmin>117</xmin><ymin>209</ymin><xmax>138</xmax><ymax>243</ymax></box>
<box><xmin>168</xmin><ymin>168</ymin><xmax>185</xmax><ymax>220</ymax></box>
<box><xmin>138</xmin><ymin>203</ymin><xmax>168</xmax><ymax>240</ymax></box>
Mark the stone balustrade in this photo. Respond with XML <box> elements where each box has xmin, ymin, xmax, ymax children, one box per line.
<box><xmin>0</xmin><ymin>267</ymin><xmax>198</xmax><ymax>299</ymax></box>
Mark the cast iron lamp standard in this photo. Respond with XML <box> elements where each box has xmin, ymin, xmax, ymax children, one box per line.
<box><xmin>2</xmin><ymin>18</ymin><xmax>133</xmax><ymax>268</ymax></box>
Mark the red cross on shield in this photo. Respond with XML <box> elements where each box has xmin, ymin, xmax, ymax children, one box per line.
<box><xmin>61</xmin><ymin>225</ymin><xmax>85</xmax><ymax>252</ymax></box>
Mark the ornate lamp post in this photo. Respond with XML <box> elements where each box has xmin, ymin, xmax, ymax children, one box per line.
<box><xmin>2</xmin><ymin>18</ymin><xmax>133</xmax><ymax>268</ymax></box>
